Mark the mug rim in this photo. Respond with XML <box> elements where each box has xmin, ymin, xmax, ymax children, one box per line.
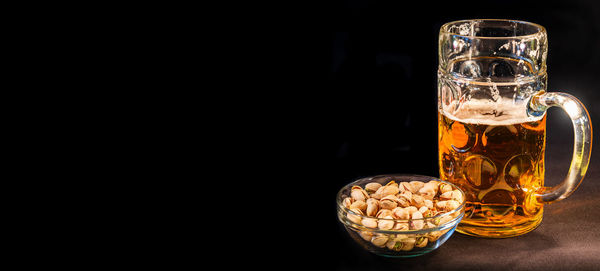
<box><xmin>440</xmin><ymin>19</ymin><xmax>546</xmax><ymax>39</ymax></box>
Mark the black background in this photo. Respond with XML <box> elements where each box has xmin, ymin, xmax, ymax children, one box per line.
<box><xmin>266</xmin><ymin>0</ymin><xmax>600</xmax><ymax>270</ymax></box>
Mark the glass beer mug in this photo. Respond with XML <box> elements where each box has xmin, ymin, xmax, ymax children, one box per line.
<box><xmin>437</xmin><ymin>19</ymin><xmax>592</xmax><ymax>238</ymax></box>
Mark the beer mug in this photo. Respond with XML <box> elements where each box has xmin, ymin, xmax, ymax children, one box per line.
<box><xmin>437</xmin><ymin>19</ymin><xmax>592</xmax><ymax>238</ymax></box>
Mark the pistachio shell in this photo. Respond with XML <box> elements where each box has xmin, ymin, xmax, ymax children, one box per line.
<box><xmin>411</xmin><ymin>194</ymin><xmax>425</xmax><ymax>208</ymax></box>
<box><xmin>405</xmin><ymin>206</ymin><xmax>418</xmax><ymax>215</ymax></box>
<box><xmin>365</xmin><ymin>182</ymin><xmax>382</xmax><ymax>193</ymax></box>
<box><xmin>371</xmin><ymin>234</ymin><xmax>388</xmax><ymax>247</ymax></box>
<box><xmin>409</xmin><ymin>181</ymin><xmax>425</xmax><ymax>193</ymax></box>
<box><xmin>366</xmin><ymin>198</ymin><xmax>378</xmax><ymax>205</ymax></box>
<box><xmin>382</xmin><ymin>181</ymin><xmax>400</xmax><ymax>196</ymax></box>
<box><xmin>347</xmin><ymin>208</ymin><xmax>363</xmax><ymax>224</ymax></box>
<box><xmin>439</xmin><ymin>183</ymin><xmax>453</xmax><ymax>194</ymax></box>
<box><xmin>366</xmin><ymin>199</ymin><xmax>380</xmax><ymax>216</ymax></box>
<box><xmin>452</xmin><ymin>190</ymin><xmax>463</xmax><ymax>203</ymax></box>
<box><xmin>359</xmin><ymin>231</ymin><xmax>373</xmax><ymax>241</ymax></box>
<box><xmin>392</xmin><ymin>207</ymin><xmax>410</xmax><ymax>220</ymax></box>
<box><xmin>398</xmin><ymin>182</ymin><xmax>411</xmax><ymax>193</ymax></box>
<box><xmin>425</xmin><ymin>181</ymin><xmax>440</xmax><ymax>194</ymax></box>
<box><xmin>415</xmin><ymin>236</ymin><xmax>428</xmax><ymax>248</ymax></box>
<box><xmin>350</xmin><ymin>200</ymin><xmax>367</xmax><ymax>212</ymax></box>
<box><xmin>400</xmin><ymin>238</ymin><xmax>416</xmax><ymax>251</ymax></box>
<box><xmin>351</xmin><ymin>186</ymin><xmax>369</xmax><ymax>201</ymax></box>
<box><xmin>399</xmin><ymin>190</ymin><xmax>412</xmax><ymax>201</ymax></box>
<box><xmin>438</xmin><ymin>215</ymin><xmax>454</xmax><ymax>226</ymax></box>
<box><xmin>394</xmin><ymin>222</ymin><xmax>409</xmax><ymax>231</ymax></box>
<box><xmin>424</xmin><ymin>199</ymin><xmax>433</xmax><ymax>209</ymax></box>
<box><xmin>380</xmin><ymin>195</ymin><xmax>399</xmax><ymax>210</ymax></box>
<box><xmin>386</xmin><ymin>240</ymin><xmax>401</xmax><ymax>251</ymax></box>
<box><xmin>397</xmin><ymin>197</ymin><xmax>411</xmax><ymax>208</ymax></box>
<box><xmin>376</xmin><ymin>209</ymin><xmax>392</xmax><ymax>218</ymax></box>
<box><xmin>377</xmin><ymin>216</ymin><xmax>395</xmax><ymax>230</ymax></box>
<box><xmin>410</xmin><ymin>211</ymin><xmax>424</xmax><ymax>230</ymax></box>
<box><xmin>440</xmin><ymin>191</ymin><xmax>454</xmax><ymax>200</ymax></box>
<box><xmin>428</xmin><ymin>231</ymin><xmax>442</xmax><ymax>242</ymax></box>
<box><xmin>362</xmin><ymin>217</ymin><xmax>378</xmax><ymax>228</ymax></box>
<box><xmin>445</xmin><ymin>199</ymin><xmax>460</xmax><ymax>211</ymax></box>
<box><xmin>343</xmin><ymin>197</ymin><xmax>354</xmax><ymax>209</ymax></box>
<box><xmin>436</xmin><ymin>200</ymin><xmax>448</xmax><ymax>210</ymax></box>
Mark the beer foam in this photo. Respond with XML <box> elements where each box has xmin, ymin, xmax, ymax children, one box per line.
<box><xmin>441</xmin><ymin>99</ymin><xmax>545</xmax><ymax>125</ymax></box>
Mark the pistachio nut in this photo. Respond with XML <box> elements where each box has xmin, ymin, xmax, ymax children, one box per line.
<box><xmin>397</xmin><ymin>196</ymin><xmax>411</xmax><ymax>208</ymax></box>
<box><xmin>399</xmin><ymin>190</ymin><xmax>413</xmax><ymax>201</ymax></box>
<box><xmin>377</xmin><ymin>216</ymin><xmax>395</xmax><ymax>230</ymax></box>
<box><xmin>398</xmin><ymin>182</ymin><xmax>411</xmax><ymax>193</ymax></box>
<box><xmin>445</xmin><ymin>199</ymin><xmax>460</xmax><ymax>211</ymax></box>
<box><xmin>393</xmin><ymin>222</ymin><xmax>409</xmax><ymax>231</ymax></box>
<box><xmin>424</xmin><ymin>199</ymin><xmax>433</xmax><ymax>209</ymax></box>
<box><xmin>350</xmin><ymin>200</ymin><xmax>367</xmax><ymax>212</ymax></box>
<box><xmin>400</xmin><ymin>237</ymin><xmax>416</xmax><ymax>251</ymax></box>
<box><xmin>410</xmin><ymin>211</ymin><xmax>424</xmax><ymax>230</ymax></box>
<box><xmin>415</xmin><ymin>236</ymin><xmax>428</xmax><ymax>248</ymax></box>
<box><xmin>386</xmin><ymin>240</ymin><xmax>402</xmax><ymax>251</ymax></box>
<box><xmin>452</xmin><ymin>189</ymin><xmax>463</xmax><ymax>203</ymax></box>
<box><xmin>370</xmin><ymin>192</ymin><xmax>384</xmax><ymax>200</ymax></box>
<box><xmin>409</xmin><ymin>181</ymin><xmax>425</xmax><ymax>194</ymax></box>
<box><xmin>343</xmin><ymin>197</ymin><xmax>354</xmax><ymax>209</ymax></box>
<box><xmin>436</xmin><ymin>200</ymin><xmax>448</xmax><ymax>210</ymax></box>
<box><xmin>392</xmin><ymin>207</ymin><xmax>410</xmax><ymax>220</ymax></box>
<box><xmin>380</xmin><ymin>195</ymin><xmax>399</xmax><ymax>210</ymax></box>
<box><xmin>429</xmin><ymin>180</ymin><xmax>440</xmax><ymax>190</ymax></box>
<box><xmin>366</xmin><ymin>199</ymin><xmax>380</xmax><ymax>216</ymax></box>
<box><xmin>437</xmin><ymin>214</ymin><xmax>454</xmax><ymax>226</ymax></box>
<box><xmin>361</xmin><ymin>217</ymin><xmax>378</xmax><ymax>228</ymax></box>
<box><xmin>351</xmin><ymin>185</ymin><xmax>369</xmax><ymax>201</ymax></box>
<box><xmin>411</xmin><ymin>194</ymin><xmax>425</xmax><ymax>208</ymax></box>
<box><xmin>418</xmin><ymin>206</ymin><xmax>430</xmax><ymax>217</ymax></box>
<box><xmin>418</xmin><ymin>185</ymin><xmax>436</xmax><ymax>200</ymax></box>
<box><xmin>365</xmin><ymin>182</ymin><xmax>382</xmax><ymax>193</ymax></box>
<box><xmin>359</xmin><ymin>230</ymin><xmax>373</xmax><ymax>241</ymax></box>
<box><xmin>405</xmin><ymin>206</ymin><xmax>418</xmax><ymax>215</ymax></box>
<box><xmin>439</xmin><ymin>183</ymin><xmax>453</xmax><ymax>193</ymax></box>
<box><xmin>371</xmin><ymin>234</ymin><xmax>388</xmax><ymax>247</ymax></box>
<box><xmin>347</xmin><ymin>208</ymin><xmax>364</xmax><ymax>224</ymax></box>
<box><xmin>422</xmin><ymin>181</ymin><xmax>438</xmax><ymax>193</ymax></box>
<box><xmin>440</xmin><ymin>191</ymin><xmax>454</xmax><ymax>200</ymax></box>
<box><xmin>428</xmin><ymin>231</ymin><xmax>443</xmax><ymax>242</ymax></box>
<box><xmin>376</xmin><ymin>209</ymin><xmax>392</xmax><ymax>218</ymax></box>
<box><xmin>381</xmin><ymin>181</ymin><xmax>400</xmax><ymax>196</ymax></box>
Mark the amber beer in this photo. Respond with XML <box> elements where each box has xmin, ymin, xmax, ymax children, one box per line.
<box><xmin>438</xmin><ymin>101</ymin><xmax>546</xmax><ymax>237</ymax></box>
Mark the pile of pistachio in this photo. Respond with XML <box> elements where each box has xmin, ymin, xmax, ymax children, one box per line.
<box><xmin>342</xmin><ymin>180</ymin><xmax>463</xmax><ymax>252</ymax></box>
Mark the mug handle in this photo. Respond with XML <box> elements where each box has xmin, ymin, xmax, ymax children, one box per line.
<box><xmin>528</xmin><ymin>91</ymin><xmax>593</xmax><ymax>204</ymax></box>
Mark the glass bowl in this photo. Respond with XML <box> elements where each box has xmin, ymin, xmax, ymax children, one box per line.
<box><xmin>336</xmin><ymin>174</ymin><xmax>465</xmax><ymax>258</ymax></box>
